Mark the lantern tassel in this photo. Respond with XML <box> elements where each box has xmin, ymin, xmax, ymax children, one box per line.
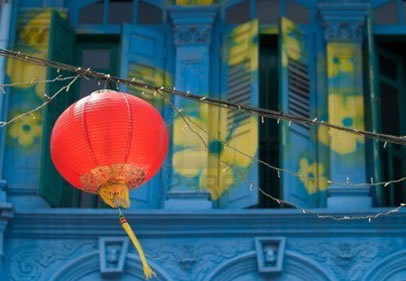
<box><xmin>119</xmin><ymin>214</ymin><xmax>156</xmax><ymax>279</ymax></box>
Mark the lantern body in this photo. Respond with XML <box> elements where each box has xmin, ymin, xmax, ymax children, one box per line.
<box><xmin>50</xmin><ymin>90</ymin><xmax>168</xmax><ymax>206</ymax></box>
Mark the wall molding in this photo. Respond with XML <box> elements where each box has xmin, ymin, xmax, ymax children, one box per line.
<box><xmin>203</xmin><ymin>250</ymin><xmax>336</xmax><ymax>281</ymax></box>
<box><xmin>318</xmin><ymin>2</ymin><xmax>370</xmax><ymax>41</ymax></box>
<box><xmin>7</xmin><ymin>209</ymin><xmax>406</xmax><ymax>239</ymax></box>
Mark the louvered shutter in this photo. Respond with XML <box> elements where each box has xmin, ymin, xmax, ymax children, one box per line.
<box><xmin>39</xmin><ymin>11</ymin><xmax>78</xmax><ymax>207</ymax></box>
<box><xmin>119</xmin><ymin>24</ymin><xmax>166</xmax><ymax>208</ymax></box>
<box><xmin>219</xmin><ymin>19</ymin><xmax>259</xmax><ymax>209</ymax></box>
<box><xmin>279</xmin><ymin>17</ymin><xmax>318</xmax><ymax>208</ymax></box>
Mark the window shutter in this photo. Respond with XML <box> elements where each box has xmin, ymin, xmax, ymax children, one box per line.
<box><xmin>219</xmin><ymin>19</ymin><xmax>259</xmax><ymax>209</ymax></box>
<box><xmin>119</xmin><ymin>24</ymin><xmax>167</xmax><ymax>208</ymax></box>
<box><xmin>39</xmin><ymin>11</ymin><xmax>78</xmax><ymax>207</ymax></box>
<box><xmin>279</xmin><ymin>17</ymin><xmax>318</xmax><ymax>208</ymax></box>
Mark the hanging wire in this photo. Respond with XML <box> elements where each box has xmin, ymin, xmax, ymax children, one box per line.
<box><xmin>1</xmin><ymin>49</ymin><xmax>405</xmax><ymax>221</ymax></box>
<box><xmin>1</xmin><ymin>48</ymin><xmax>406</xmax><ymax>145</ymax></box>
<box><xmin>155</xmin><ymin>89</ymin><xmax>406</xmax><ymax>221</ymax></box>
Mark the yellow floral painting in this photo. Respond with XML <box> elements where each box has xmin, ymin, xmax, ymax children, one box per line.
<box><xmin>281</xmin><ymin>17</ymin><xmax>302</xmax><ymax>64</ymax></box>
<box><xmin>6</xmin><ymin>10</ymin><xmax>58</xmax><ymax>98</ymax></box>
<box><xmin>127</xmin><ymin>63</ymin><xmax>172</xmax><ymax>109</ymax></box>
<box><xmin>319</xmin><ymin>94</ymin><xmax>364</xmax><ymax>155</ymax></box>
<box><xmin>172</xmin><ymin>104</ymin><xmax>258</xmax><ymax>199</ymax></box>
<box><xmin>8</xmin><ymin>111</ymin><xmax>42</xmax><ymax>148</ymax></box>
<box><xmin>227</xmin><ymin>19</ymin><xmax>258</xmax><ymax>72</ymax></box>
<box><xmin>298</xmin><ymin>158</ymin><xmax>328</xmax><ymax>194</ymax></box>
<box><xmin>327</xmin><ymin>42</ymin><xmax>356</xmax><ymax>78</ymax></box>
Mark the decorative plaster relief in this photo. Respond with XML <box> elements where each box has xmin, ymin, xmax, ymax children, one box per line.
<box><xmin>291</xmin><ymin>240</ymin><xmax>394</xmax><ymax>281</ymax></box>
<box><xmin>324</xmin><ymin>22</ymin><xmax>364</xmax><ymax>42</ymax></box>
<box><xmin>8</xmin><ymin>240</ymin><xmax>96</xmax><ymax>281</ymax></box>
<box><xmin>99</xmin><ymin>237</ymin><xmax>129</xmax><ymax>276</ymax></box>
<box><xmin>174</xmin><ymin>25</ymin><xmax>211</xmax><ymax>45</ymax></box>
<box><xmin>255</xmin><ymin>237</ymin><xmax>286</xmax><ymax>272</ymax></box>
<box><xmin>142</xmin><ymin>240</ymin><xmax>251</xmax><ymax>281</ymax></box>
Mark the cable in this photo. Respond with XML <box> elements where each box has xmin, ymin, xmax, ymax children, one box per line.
<box><xmin>1</xmin><ymin>48</ymin><xmax>406</xmax><ymax>146</ymax></box>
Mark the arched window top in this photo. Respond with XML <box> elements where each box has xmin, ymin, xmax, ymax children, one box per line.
<box><xmin>75</xmin><ymin>0</ymin><xmax>135</xmax><ymax>25</ymax></box>
<box><xmin>373</xmin><ymin>0</ymin><xmax>399</xmax><ymax>25</ymax></box>
<box><xmin>137</xmin><ymin>0</ymin><xmax>164</xmax><ymax>24</ymax></box>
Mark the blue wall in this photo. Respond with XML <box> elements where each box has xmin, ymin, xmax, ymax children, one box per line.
<box><xmin>1</xmin><ymin>0</ymin><xmax>406</xmax><ymax>280</ymax></box>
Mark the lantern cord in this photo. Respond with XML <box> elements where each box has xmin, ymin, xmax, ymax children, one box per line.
<box><xmin>116</xmin><ymin>198</ymin><xmax>155</xmax><ymax>279</ymax></box>
<box><xmin>114</xmin><ymin>197</ymin><xmax>123</xmax><ymax>216</ymax></box>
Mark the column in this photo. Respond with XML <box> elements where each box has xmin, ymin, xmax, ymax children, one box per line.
<box><xmin>165</xmin><ymin>6</ymin><xmax>218</xmax><ymax>209</ymax></box>
<box><xmin>319</xmin><ymin>2</ymin><xmax>372</xmax><ymax>209</ymax></box>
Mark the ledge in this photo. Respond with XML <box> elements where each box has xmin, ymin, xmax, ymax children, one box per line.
<box><xmin>6</xmin><ymin>208</ymin><xmax>406</xmax><ymax>239</ymax></box>
<box><xmin>0</xmin><ymin>203</ymin><xmax>12</xmax><ymax>221</ymax></box>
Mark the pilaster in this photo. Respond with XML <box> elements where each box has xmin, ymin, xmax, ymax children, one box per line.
<box><xmin>165</xmin><ymin>6</ymin><xmax>218</xmax><ymax>209</ymax></box>
<box><xmin>318</xmin><ymin>1</ymin><xmax>372</xmax><ymax>209</ymax></box>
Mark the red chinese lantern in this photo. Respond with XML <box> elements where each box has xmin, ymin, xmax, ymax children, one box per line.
<box><xmin>50</xmin><ymin>89</ymin><xmax>168</xmax><ymax>278</ymax></box>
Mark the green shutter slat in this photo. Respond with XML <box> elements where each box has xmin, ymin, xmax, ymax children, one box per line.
<box><xmin>39</xmin><ymin>11</ymin><xmax>77</xmax><ymax>208</ymax></box>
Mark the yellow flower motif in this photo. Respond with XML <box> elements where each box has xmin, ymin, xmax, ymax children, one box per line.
<box><xmin>327</xmin><ymin>43</ymin><xmax>356</xmax><ymax>77</ymax></box>
<box><xmin>6</xmin><ymin>10</ymin><xmax>58</xmax><ymax>98</ymax></box>
<box><xmin>318</xmin><ymin>94</ymin><xmax>364</xmax><ymax>155</ymax></box>
<box><xmin>298</xmin><ymin>158</ymin><xmax>328</xmax><ymax>194</ymax></box>
<box><xmin>8</xmin><ymin>111</ymin><xmax>42</xmax><ymax>147</ymax></box>
<box><xmin>227</xmin><ymin>20</ymin><xmax>258</xmax><ymax>72</ymax></box>
<box><xmin>172</xmin><ymin>104</ymin><xmax>258</xmax><ymax>199</ymax></box>
<box><xmin>283</xmin><ymin>37</ymin><xmax>301</xmax><ymax>62</ymax></box>
<box><xmin>128</xmin><ymin>64</ymin><xmax>171</xmax><ymax>107</ymax></box>
<box><xmin>281</xmin><ymin>17</ymin><xmax>302</xmax><ymax>64</ymax></box>
<box><xmin>7</xmin><ymin>59</ymin><xmax>47</xmax><ymax>98</ymax></box>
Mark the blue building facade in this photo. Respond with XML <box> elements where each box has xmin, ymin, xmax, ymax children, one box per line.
<box><xmin>1</xmin><ymin>0</ymin><xmax>406</xmax><ymax>280</ymax></box>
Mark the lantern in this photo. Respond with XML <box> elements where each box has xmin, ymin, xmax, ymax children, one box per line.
<box><xmin>50</xmin><ymin>89</ymin><xmax>168</xmax><ymax>279</ymax></box>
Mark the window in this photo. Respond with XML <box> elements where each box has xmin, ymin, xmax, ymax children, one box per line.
<box><xmin>286</xmin><ymin>0</ymin><xmax>310</xmax><ymax>25</ymax></box>
<box><xmin>225</xmin><ymin>0</ymin><xmax>250</xmax><ymax>24</ymax></box>
<box><xmin>75</xmin><ymin>36</ymin><xmax>119</xmax><ymax>99</ymax></box>
<box><xmin>71</xmin><ymin>36</ymin><xmax>120</xmax><ymax>208</ymax></box>
<box><xmin>137</xmin><ymin>0</ymin><xmax>163</xmax><ymax>24</ymax></box>
<box><xmin>220</xmin><ymin>15</ymin><xmax>317</xmax><ymax>209</ymax></box>
<box><xmin>372</xmin><ymin>40</ymin><xmax>406</xmax><ymax>206</ymax></box>
<box><xmin>79</xmin><ymin>0</ymin><xmax>104</xmax><ymax>24</ymax></box>
<box><xmin>256</xmin><ymin>0</ymin><xmax>280</xmax><ymax>24</ymax></box>
<box><xmin>374</xmin><ymin>0</ymin><xmax>399</xmax><ymax>25</ymax></box>
<box><xmin>78</xmin><ymin>0</ymin><xmax>134</xmax><ymax>25</ymax></box>
<box><xmin>259</xmin><ymin>35</ymin><xmax>280</xmax><ymax>208</ymax></box>
<box><xmin>109</xmin><ymin>0</ymin><xmax>133</xmax><ymax>24</ymax></box>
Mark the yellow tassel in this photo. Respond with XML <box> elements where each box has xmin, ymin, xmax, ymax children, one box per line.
<box><xmin>120</xmin><ymin>215</ymin><xmax>155</xmax><ymax>279</ymax></box>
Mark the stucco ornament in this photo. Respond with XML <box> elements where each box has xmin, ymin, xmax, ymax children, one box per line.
<box><xmin>292</xmin><ymin>240</ymin><xmax>394</xmax><ymax>281</ymax></box>
<box><xmin>172</xmin><ymin>103</ymin><xmax>258</xmax><ymax>199</ymax></box>
<box><xmin>298</xmin><ymin>158</ymin><xmax>328</xmax><ymax>194</ymax></box>
<box><xmin>8</xmin><ymin>241</ymin><xmax>96</xmax><ymax>281</ymax></box>
<box><xmin>143</xmin><ymin>240</ymin><xmax>251</xmax><ymax>281</ymax></box>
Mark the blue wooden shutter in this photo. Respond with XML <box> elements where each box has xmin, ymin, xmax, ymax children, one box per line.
<box><xmin>219</xmin><ymin>19</ymin><xmax>259</xmax><ymax>209</ymax></box>
<box><xmin>39</xmin><ymin>11</ymin><xmax>78</xmax><ymax>207</ymax></box>
<box><xmin>279</xmin><ymin>17</ymin><xmax>318</xmax><ymax>208</ymax></box>
<box><xmin>120</xmin><ymin>24</ymin><xmax>165</xmax><ymax>209</ymax></box>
